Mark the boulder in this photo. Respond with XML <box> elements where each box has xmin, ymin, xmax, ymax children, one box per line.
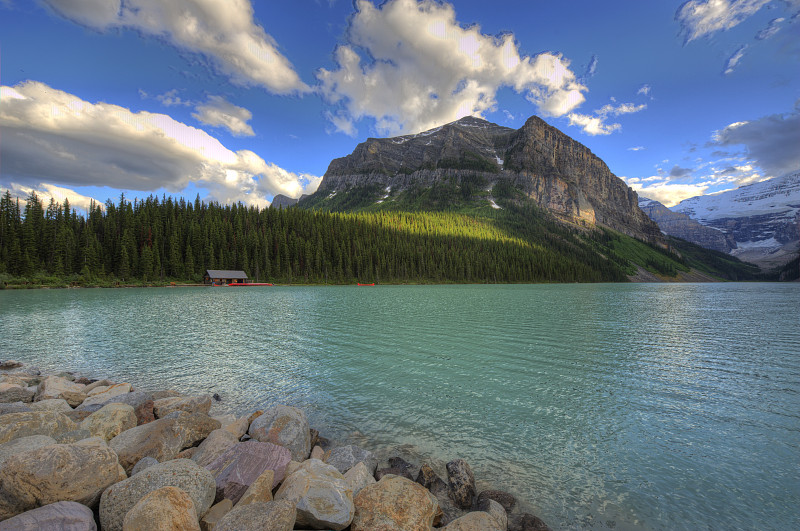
<box><xmin>0</xmin><ymin>385</ymin><xmax>34</xmax><ymax>404</ymax></box>
<box><xmin>205</xmin><ymin>441</ymin><xmax>291</xmax><ymax>505</ymax></box>
<box><xmin>477</xmin><ymin>489</ymin><xmax>516</xmax><ymax>513</ymax></box>
<box><xmin>447</xmin><ymin>459</ymin><xmax>476</xmax><ymax>509</ymax></box>
<box><xmin>344</xmin><ymin>461</ymin><xmax>376</xmax><ymax>498</ymax></box>
<box><xmin>0</xmin><ymin>410</ymin><xmax>77</xmax><ymax>445</ymax></box>
<box><xmin>83</xmin><ymin>379</ymin><xmax>114</xmax><ymax>393</ymax></box>
<box><xmin>326</xmin><ymin>444</ymin><xmax>378</xmax><ymax>474</ymax></box>
<box><xmin>0</xmin><ymin>438</ymin><xmax>121</xmax><ymax>520</ymax></box>
<box><xmin>310</xmin><ymin>445</ymin><xmax>324</xmax><ymax>460</ymax></box>
<box><xmin>274</xmin><ymin>458</ymin><xmax>354</xmax><ymax>530</ymax></box>
<box><xmin>191</xmin><ymin>429</ymin><xmax>239</xmax><ymax>467</ymax></box>
<box><xmin>131</xmin><ymin>456</ymin><xmax>159</xmax><ymax>476</ymax></box>
<box><xmin>80</xmin><ymin>383</ymin><xmax>132</xmax><ymax>408</ymax></box>
<box><xmin>153</xmin><ymin>395</ymin><xmax>212</xmax><ymax>418</ymax></box>
<box><xmin>236</xmin><ymin>469</ymin><xmax>273</xmax><ymax>506</ymax></box>
<box><xmin>199</xmin><ymin>499</ymin><xmax>232</xmax><ymax>531</ymax></box>
<box><xmin>34</xmin><ymin>376</ymin><xmax>87</xmax><ymax>407</ymax></box>
<box><xmin>351</xmin><ymin>475</ymin><xmax>439</xmax><ymax>531</ymax></box>
<box><xmin>150</xmin><ymin>390</ymin><xmax>182</xmax><ymax>400</ymax></box>
<box><xmin>80</xmin><ymin>403</ymin><xmax>137</xmax><ymax>441</ymax></box>
<box><xmin>508</xmin><ymin>513</ymin><xmax>551</xmax><ymax>531</ymax></box>
<box><xmin>64</xmin><ymin>409</ymin><xmax>94</xmax><ymax>423</ymax></box>
<box><xmin>29</xmin><ymin>398</ymin><xmax>73</xmax><ymax>413</ymax></box>
<box><xmin>0</xmin><ymin>435</ymin><xmax>56</xmax><ymax>467</ymax></box>
<box><xmin>443</xmin><ymin>511</ymin><xmax>504</xmax><ymax>531</ymax></box>
<box><xmin>0</xmin><ymin>501</ymin><xmax>96</xmax><ymax>531</ymax></box>
<box><xmin>214</xmin><ymin>499</ymin><xmax>296</xmax><ymax>531</ymax></box>
<box><xmin>476</xmin><ymin>499</ymin><xmax>508</xmax><ymax>531</ymax></box>
<box><xmin>416</xmin><ymin>463</ymin><xmax>446</xmax><ymax>491</ymax></box>
<box><xmin>0</xmin><ymin>402</ymin><xmax>32</xmax><ymax>416</ymax></box>
<box><xmin>222</xmin><ymin>416</ymin><xmax>249</xmax><ymax>439</ymax></box>
<box><xmin>77</xmin><ymin>391</ymin><xmax>155</xmax><ymax>425</ymax></box>
<box><xmin>99</xmin><ymin>459</ymin><xmax>215</xmax><ymax>531</ymax></box>
<box><xmin>110</xmin><ymin>412</ymin><xmax>220</xmax><ymax>473</ymax></box>
<box><xmin>376</xmin><ymin>456</ymin><xmax>416</xmax><ymax>481</ymax></box>
<box><xmin>0</xmin><ymin>360</ymin><xmax>23</xmax><ymax>370</ymax></box>
<box><xmin>211</xmin><ymin>414</ymin><xmax>235</xmax><ymax>428</ymax></box>
<box><xmin>176</xmin><ymin>447</ymin><xmax>198</xmax><ymax>460</ymax></box>
<box><xmin>248</xmin><ymin>404</ymin><xmax>310</xmax><ymax>461</ymax></box>
<box><xmin>121</xmin><ymin>486</ymin><xmax>201</xmax><ymax>531</ymax></box>
<box><xmin>53</xmin><ymin>428</ymin><xmax>93</xmax><ymax>444</ymax></box>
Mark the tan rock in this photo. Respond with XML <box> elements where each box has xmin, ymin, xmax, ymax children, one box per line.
<box><xmin>200</xmin><ymin>499</ymin><xmax>233</xmax><ymax>531</ymax></box>
<box><xmin>247</xmin><ymin>404</ymin><xmax>310</xmax><ymax>462</ymax></box>
<box><xmin>122</xmin><ymin>486</ymin><xmax>200</xmax><ymax>531</ymax></box>
<box><xmin>83</xmin><ymin>378</ymin><xmax>114</xmax><ymax>393</ymax></box>
<box><xmin>0</xmin><ymin>437</ymin><xmax>122</xmax><ymax>520</ymax></box>
<box><xmin>81</xmin><ymin>383</ymin><xmax>132</xmax><ymax>408</ymax></box>
<box><xmin>81</xmin><ymin>403</ymin><xmax>137</xmax><ymax>441</ymax></box>
<box><xmin>211</xmin><ymin>414</ymin><xmax>235</xmax><ymax>428</ymax></box>
<box><xmin>34</xmin><ymin>376</ymin><xmax>87</xmax><ymax>407</ymax></box>
<box><xmin>274</xmin><ymin>458</ymin><xmax>354</xmax><ymax>531</ymax></box>
<box><xmin>191</xmin><ymin>429</ymin><xmax>239</xmax><ymax>467</ymax></box>
<box><xmin>344</xmin><ymin>461</ymin><xmax>377</xmax><ymax>498</ymax></box>
<box><xmin>214</xmin><ymin>500</ymin><xmax>296</xmax><ymax>531</ymax></box>
<box><xmin>0</xmin><ymin>435</ymin><xmax>56</xmax><ymax>467</ymax></box>
<box><xmin>222</xmin><ymin>416</ymin><xmax>249</xmax><ymax>439</ymax></box>
<box><xmin>0</xmin><ymin>410</ymin><xmax>77</xmax><ymax>445</ymax></box>
<box><xmin>153</xmin><ymin>395</ymin><xmax>212</xmax><ymax>418</ymax></box>
<box><xmin>443</xmin><ymin>511</ymin><xmax>504</xmax><ymax>531</ymax></box>
<box><xmin>176</xmin><ymin>447</ymin><xmax>198</xmax><ymax>459</ymax></box>
<box><xmin>236</xmin><ymin>469</ymin><xmax>274</xmax><ymax>506</ymax></box>
<box><xmin>351</xmin><ymin>475</ymin><xmax>439</xmax><ymax>531</ymax></box>
<box><xmin>0</xmin><ymin>501</ymin><xmax>97</xmax><ymax>531</ymax></box>
<box><xmin>29</xmin><ymin>398</ymin><xmax>73</xmax><ymax>413</ymax></box>
<box><xmin>311</xmin><ymin>445</ymin><xmax>324</xmax><ymax>460</ymax></box>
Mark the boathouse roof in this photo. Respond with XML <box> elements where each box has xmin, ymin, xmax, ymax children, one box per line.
<box><xmin>205</xmin><ymin>269</ymin><xmax>249</xmax><ymax>279</ymax></box>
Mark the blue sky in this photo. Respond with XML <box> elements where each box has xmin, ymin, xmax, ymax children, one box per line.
<box><xmin>1</xmin><ymin>0</ymin><xmax>798</xmax><ymax>210</ymax></box>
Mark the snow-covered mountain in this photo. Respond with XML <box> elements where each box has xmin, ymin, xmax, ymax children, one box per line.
<box><xmin>670</xmin><ymin>172</ymin><xmax>800</xmax><ymax>268</ymax></box>
<box><xmin>638</xmin><ymin>197</ymin><xmax>734</xmax><ymax>252</ymax></box>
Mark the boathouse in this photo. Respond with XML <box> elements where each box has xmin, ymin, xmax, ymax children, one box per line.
<box><xmin>204</xmin><ymin>269</ymin><xmax>250</xmax><ymax>285</ymax></box>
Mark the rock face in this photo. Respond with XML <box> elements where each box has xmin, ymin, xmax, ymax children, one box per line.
<box><xmin>274</xmin><ymin>459</ymin><xmax>355</xmax><ymax>530</ymax></box>
<box><xmin>0</xmin><ymin>438</ymin><xmax>121</xmax><ymax>520</ymax></box>
<box><xmin>205</xmin><ymin>440</ymin><xmax>291</xmax><ymax>504</ymax></box>
<box><xmin>314</xmin><ymin>115</ymin><xmax>661</xmax><ymax>241</ymax></box>
<box><xmin>99</xmin><ymin>459</ymin><xmax>215</xmax><ymax>531</ymax></box>
<box><xmin>248</xmin><ymin>405</ymin><xmax>311</xmax><ymax>462</ymax></box>
<box><xmin>0</xmin><ymin>501</ymin><xmax>97</xmax><ymax>531</ymax></box>
<box><xmin>121</xmin><ymin>486</ymin><xmax>201</xmax><ymax>531</ymax></box>
<box><xmin>351</xmin><ymin>475</ymin><xmax>439</xmax><ymax>531</ymax></box>
<box><xmin>639</xmin><ymin>197</ymin><xmax>734</xmax><ymax>252</ymax></box>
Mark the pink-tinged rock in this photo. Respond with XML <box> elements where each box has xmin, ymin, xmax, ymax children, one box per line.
<box><xmin>204</xmin><ymin>440</ymin><xmax>291</xmax><ymax>505</ymax></box>
<box><xmin>0</xmin><ymin>501</ymin><xmax>96</xmax><ymax>531</ymax></box>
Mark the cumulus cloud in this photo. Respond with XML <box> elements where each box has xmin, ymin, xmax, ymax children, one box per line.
<box><xmin>755</xmin><ymin>17</ymin><xmax>785</xmax><ymax>39</ymax></box>
<box><xmin>0</xmin><ymin>81</ymin><xmax>319</xmax><ymax>206</ymax></box>
<box><xmin>316</xmin><ymin>0</ymin><xmax>586</xmax><ymax>136</ymax></box>
<box><xmin>42</xmin><ymin>0</ymin><xmax>308</xmax><ymax>94</ymax></box>
<box><xmin>675</xmin><ymin>0</ymin><xmax>771</xmax><ymax>42</ymax></box>
<box><xmin>624</xmin><ymin>177</ymin><xmax>710</xmax><ymax>207</ymax></box>
<box><xmin>711</xmin><ymin>108</ymin><xmax>800</xmax><ymax>177</ymax></box>
<box><xmin>5</xmin><ymin>182</ymin><xmax>104</xmax><ymax>213</ymax></box>
<box><xmin>637</xmin><ymin>84</ymin><xmax>652</xmax><ymax>96</ymax></box>
<box><xmin>192</xmin><ymin>96</ymin><xmax>255</xmax><ymax>137</ymax></box>
<box><xmin>566</xmin><ymin>101</ymin><xmax>646</xmax><ymax>136</ymax></box>
<box><xmin>723</xmin><ymin>44</ymin><xmax>748</xmax><ymax>74</ymax></box>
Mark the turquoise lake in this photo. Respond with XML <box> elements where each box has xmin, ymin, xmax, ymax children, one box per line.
<box><xmin>1</xmin><ymin>283</ymin><xmax>798</xmax><ymax>530</ymax></box>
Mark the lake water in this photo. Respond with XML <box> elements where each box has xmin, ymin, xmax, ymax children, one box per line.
<box><xmin>1</xmin><ymin>283</ymin><xmax>798</xmax><ymax>530</ymax></box>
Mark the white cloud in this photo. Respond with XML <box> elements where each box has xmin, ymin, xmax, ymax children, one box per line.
<box><xmin>637</xmin><ymin>84</ymin><xmax>651</xmax><ymax>96</ymax></box>
<box><xmin>42</xmin><ymin>0</ymin><xmax>309</xmax><ymax>94</ymax></box>
<box><xmin>624</xmin><ymin>178</ymin><xmax>711</xmax><ymax>207</ymax></box>
<box><xmin>316</xmin><ymin>0</ymin><xmax>586</xmax><ymax>136</ymax></box>
<box><xmin>567</xmin><ymin>101</ymin><xmax>646</xmax><ymax>135</ymax></box>
<box><xmin>5</xmin><ymin>182</ymin><xmax>104</xmax><ymax>213</ymax></box>
<box><xmin>628</xmin><ymin>146</ymin><xmax>646</xmax><ymax>151</ymax></box>
<box><xmin>755</xmin><ymin>17</ymin><xmax>784</xmax><ymax>39</ymax></box>
<box><xmin>192</xmin><ymin>96</ymin><xmax>255</xmax><ymax>137</ymax></box>
<box><xmin>711</xmin><ymin>109</ymin><xmax>800</xmax><ymax>177</ymax></box>
<box><xmin>675</xmin><ymin>0</ymin><xmax>771</xmax><ymax>42</ymax></box>
<box><xmin>0</xmin><ymin>81</ymin><xmax>319</xmax><ymax>206</ymax></box>
<box><xmin>723</xmin><ymin>44</ymin><xmax>747</xmax><ymax>74</ymax></box>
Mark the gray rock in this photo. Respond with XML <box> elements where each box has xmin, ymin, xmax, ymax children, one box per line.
<box><xmin>214</xmin><ymin>499</ymin><xmax>296</xmax><ymax>531</ymax></box>
<box><xmin>443</xmin><ymin>510</ymin><xmax>504</xmax><ymax>531</ymax></box>
<box><xmin>248</xmin><ymin>404</ymin><xmax>310</xmax><ymax>462</ymax></box>
<box><xmin>0</xmin><ymin>501</ymin><xmax>97</xmax><ymax>531</ymax></box>
<box><xmin>0</xmin><ymin>360</ymin><xmax>23</xmax><ymax>370</ymax></box>
<box><xmin>153</xmin><ymin>395</ymin><xmax>212</xmax><ymax>418</ymax></box>
<box><xmin>351</xmin><ymin>475</ymin><xmax>440</xmax><ymax>531</ymax></box>
<box><xmin>0</xmin><ymin>402</ymin><xmax>32</xmax><ymax>416</ymax></box>
<box><xmin>53</xmin><ymin>428</ymin><xmax>93</xmax><ymax>444</ymax></box>
<box><xmin>274</xmin><ymin>459</ymin><xmax>354</xmax><ymax>530</ymax></box>
<box><xmin>199</xmin><ymin>499</ymin><xmax>232</xmax><ymax>531</ymax></box>
<box><xmin>447</xmin><ymin>458</ymin><xmax>476</xmax><ymax>509</ymax></box>
<box><xmin>150</xmin><ymin>390</ymin><xmax>182</xmax><ymax>400</ymax></box>
<box><xmin>0</xmin><ymin>386</ymin><xmax>35</xmax><ymax>403</ymax></box>
<box><xmin>34</xmin><ymin>376</ymin><xmax>86</xmax><ymax>407</ymax></box>
<box><xmin>326</xmin><ymin>444</ymin><xmax>378</xmax><ymax>474</ymax></box>
<box><xmin>477</xmin><ymin>489</ymin><xmax>516</xmax><ymax>513</ymax></box>
<box><xmin>29</xmin><ymin>398</ymin><xmax>73</xmax><ymax>413</ymax></box>
<box><xmin>80</xmin><ymin>383</ymin><xmax>132</xmax><ymax>408</ymax></box>
<box><xmin>0</xmin><ymin>435</ymin><xmax>57</xmax><ymax>467</ymax></box>
<box><xmin>131</xmin><ymin>456</ymin><xmax>159</xmax><ymax>476</ymax></box>
<box><xmin>205</xmin><ymin>440</ymin><xmax>291</xmax><ymax>505</ymax></box>
<box><xmin>0</xmin><ymin>438</ymin><xmax>121</xmax><ymax>520</ymax></box>
<box><xmin>343</xmin><ymin>461</ymin><xmax>376</xmax><ymax>498</ymax></box>
<box><xmin>476</xmin><ymin>499</ymin><xmax>508</xmax><ymax>531</ymax></box>
<box><xmin>80</xmin><ymin>403</ymin><xmax>137</xmax><ymax>441</ymax></box>
<box><xmin>99</xmin><ymin>458</ymin><xmax>215</xmax><ymax>531</ymax></box>
<box><xmin>191</xmin><ymin>429</ymin><xmax>239</xmax><ymax>467</ymax></box>
<box><xmin>508</xmin><ymin>513</ymin><xmax>552</xmax><ymax>531</ymax></box>
<box><xmin>109</xmin><ymin>412</ymin><xmax>220</xmax><ymax>473</ymax></box>
<box><xmin>0</xmin><ymin>410</ymin><xmax>77</xmax><ymax>445</ymax></box>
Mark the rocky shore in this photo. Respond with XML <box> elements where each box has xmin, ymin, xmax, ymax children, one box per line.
<box><xmin>0</xmin><ymin>359</ymin><xmax>551</xmax><ymax>530</ymax></box>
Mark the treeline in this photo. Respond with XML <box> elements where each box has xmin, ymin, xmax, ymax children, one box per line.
<box><xmin>0</xmin><ymin>190</ymin><xmax>629</xmax><ymax>285</ymax></box>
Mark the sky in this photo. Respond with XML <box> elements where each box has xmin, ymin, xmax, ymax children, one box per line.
<box><xmin>0</xmin><ymin>0</ymin><xmax>798</xmax><ymax>211</ymax></box>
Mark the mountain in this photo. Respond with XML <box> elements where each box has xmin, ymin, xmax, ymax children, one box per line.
<box><xmin>638</xmin><ymin>197</ymin><xmax>735</xmax><ymax>253</ymax></box>
<box><xmin>270</xmin><ymin>194</ymin><xmax>307</xmax><ymax>209</ymax></box>
<box><xmin>670</xmin><ymin>172</ymin><xmax>800</xmax><ymax>268</ymax></box>
<box><xmin>308</xmin><ymin>115</ymin><xmax>661</xmax><ymax>242</ymax></box>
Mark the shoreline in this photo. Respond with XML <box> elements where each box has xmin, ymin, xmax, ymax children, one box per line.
<box><xmin>1</xmin><ymin>360</ymin><xmax>551</xmax><ymax>530</ymax></box>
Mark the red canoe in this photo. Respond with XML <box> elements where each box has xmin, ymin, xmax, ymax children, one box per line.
<box><xmin>227</xmin><ymin>283</ymin><xmax>274</xmax><ymax>287</ymax></box>
<box><xmin>357</xmin><ymin>283</ymin><xmax>375</xmax><ymax>286</ymax></box>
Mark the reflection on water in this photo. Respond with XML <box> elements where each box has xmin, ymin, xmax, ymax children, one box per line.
<box><xmin>1</xmin><ymin>283</ymin><xmax>799</xmax><ymax>530</ymax></box>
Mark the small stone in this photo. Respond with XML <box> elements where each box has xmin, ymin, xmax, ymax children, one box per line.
<box><xmin>447</xmin><ymin>459</ymin><xmax>476</xmax><ymax>509</ymax></box>
<box><xmin>236</xmin><ymin>469</ymin><xmax>274</xmax><ymax>506</ymax></box>
<box><xmin>214</xmin><ymin>499</ymin><xmax>296</xmax><ymax>531</ymax></box>
<box><xmin>205</xmin><ymin>440</ymin><xmax>291</xmax><ymax>505</ymax></box>
<box><xmin>122</xmin><ymin>486</ymin><xmax>201</xmax><ymax>531</ymax></box>
<box><xmin>247</xmin><ymin>404</ymin><xmax>310</xmax><ymax>462</ymax></box>
<box><xmin>326</xmin><ymin>444</ymin><xmax>378</xmax><ymax>474</ymax></box>
<box><xmin>211</xmin><ymin>413</ymin><xmax>235</xmax><ymax>428</ymax></box>
<box><xmin>416</xmin><ymin>462</ymin><xmax>444</xmax><ymax>490</ymax></box>
<box><xmin>200</xmin><ymin>499</ymin><xmax>233</xmax><ymax>531</ymax></box>
<box><xmin>0</xmin><ymin>501</ymin><xmax>96</xmax><ymax>531</ymax></box>
<box><xmin>344</xmin><ymin>461</ymin><xmax>376</xmax><ymax>498</ymax></box>
<box><xmin>222</xmin><ymin>416</ymin><xmax>249</xmax><ymax>439</ymax></box>
<box><xmin>131</xmin><ymin>456</ymin><xmax>159</xmax><ymax>476</ymax></box>
<box><xmin>351</xmin><ymin>475</ymin><xmax>439</xmax><ymax>531</ymax></box>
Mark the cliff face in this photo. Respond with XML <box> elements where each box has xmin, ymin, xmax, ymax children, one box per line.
<box><xmin>319</xmin><ymin>116</ymin><xmax>661</xmax><ymax>241</ymax></box>
<box><xmin>639</xmin><ymin>198</ymin><xmax>735</xmax><ymax>253</ymax></box>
